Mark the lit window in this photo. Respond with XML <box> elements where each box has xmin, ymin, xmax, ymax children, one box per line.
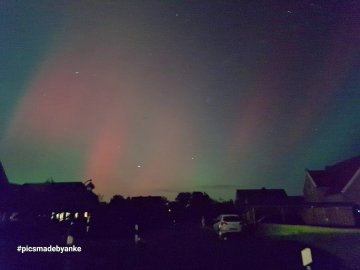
<box><xmin>75</xmin><ymin>212</ymin><xmax>79</xmax><ymax>219</ymax></box>
<box><xmin>65</xmin><ymin>212</ymin><xmax>70</xmax><ymax>220</ymax></box>
<box><xmin>84</xmin><ymin>212</ymin><xmax>88</xmax><ymax>218</ymax></box>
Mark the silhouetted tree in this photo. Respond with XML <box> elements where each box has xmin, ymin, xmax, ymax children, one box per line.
<box><xmin>175</xmin><ymin>192</ymin><xmax>191</xmax><ymax>208</ymax></box>
<box><xmin>174</xmin><ymin>192</ymin><xmax>215</xmax><ymax>223</ymax></box>
<box><xmin>110</xmin><ymin>195</ymin><xmax>125</xmax><ymax>205</ymax></box>
<box><xmin>213</xmin><ymin>199</ymin><xmax>235</xmax><ymax>216</ymax></box>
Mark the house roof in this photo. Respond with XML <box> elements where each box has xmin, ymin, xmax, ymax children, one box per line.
<box><xmin>236</xmin><ymin>188</ymin><xmax>288</xmax><ymax>205</ymax></box>
<box><xmin>12</xmin><ymin>182</ymin><xmax>97</xmax><ymax>211</ymax></box>
<box><xmin>0</xmin><ymin>181</ymin><xmax>99</xmax><ymax>211</ymax></box>
<box><xmin>307</xmin><ymin>155</ymin><xmax>360</xmax><ymax>193</ymax></box>
<box><xmin>0</xmin><ymin>161</ymin><xmax>99</xmax><ymax>211</ymax></box>
<box><xmin>0</xmin><ymin>161</ymin><xmax>9</xmax><ymax>187</ymax></box>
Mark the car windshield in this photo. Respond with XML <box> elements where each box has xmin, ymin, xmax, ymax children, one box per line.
<box><xmin>224</xmin><ymin>216</ymin><xmax>240</xmax><ymax>222</ymax></box>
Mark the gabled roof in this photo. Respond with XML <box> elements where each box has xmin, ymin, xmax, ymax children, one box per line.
<box><xmin>307</xmin><ymin>155</ymin><xmax>360</xmax><ymax>193</ymax></box>
<box><xmin>236</xmin><ymin>188</ymin><xmax>288</xmax><ymax>205</ymax></box>
<box><xmin>1</xmin><ymin>181</ymin><xmax>99</xmax><ymax>211</ymax></box>
<box><xmin>0</xmin><ymin>161</ymin><xmax>99</xmax><ymax>211</ymax></box>
<box><xmin>0</xmin><ymin>161</ymin><xmax>9</xmax><ymax>187</ymax></box>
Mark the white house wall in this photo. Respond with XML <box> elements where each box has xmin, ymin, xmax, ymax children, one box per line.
<box><xmin>302</xmin><ymin>206</ymin><xmax>355</xmax><ymax>227</ymax></box>
<box><xmin>304</xmin><ymin>175</ymin><xmax>329</xmax><ymax>202</ymax></box>
<box><xmin>304</xmin><ymin>175</ymin><xmax>317</xmax><ymax>201</ymax></box>
<box><xmin>343</xmin><ymin>170</ymin><xmax>360</xmax><ymax>205</ymax></box>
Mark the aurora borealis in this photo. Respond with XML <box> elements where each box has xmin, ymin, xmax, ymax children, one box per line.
<box><xmin>1</xmin><ymin>1</ymin><xmax>359</xmax><ymax>200</ymax></box>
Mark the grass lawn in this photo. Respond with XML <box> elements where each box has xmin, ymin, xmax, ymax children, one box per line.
<box><xmin>257</xmin><ymin>224</ymin><xmax>360</xmax><ymax>270</ymax></box>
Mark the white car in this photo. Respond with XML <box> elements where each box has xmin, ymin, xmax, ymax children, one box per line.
<box><xmin>213</xmin><ymin>214</ymin><xmax>243</xmax><ymax>237</ymax></box>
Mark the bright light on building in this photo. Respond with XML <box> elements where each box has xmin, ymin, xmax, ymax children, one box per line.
<box><xmin>75</xmin><ymin>212</ymin><xmax>79</xmax><ymax>219</ymax></box>
<box><xmin>84</xmin><ymin>212</ymin><xmax>88</xmax><ymax>218</ymax></box>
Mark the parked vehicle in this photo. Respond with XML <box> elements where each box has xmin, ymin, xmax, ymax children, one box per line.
<box><xmin>213</xmin><ymin>214</ymin><xmax>243</xmax><ymax>238</ymax></box>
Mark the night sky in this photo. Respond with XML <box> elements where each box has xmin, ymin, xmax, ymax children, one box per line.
<box><xmin>1</xmin><ymin>0</ymin><xmax>359</xmax><ymax>201</ymax></box>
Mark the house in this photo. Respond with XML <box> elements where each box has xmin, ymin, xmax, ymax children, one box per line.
<box><xmin>236</xmin><ymin>188</ymin><xmax>288</xmax><ymax>206</ymax></box>
<box><xmin>235</xmin><ymin>188</ymin><xmax>304</xmax><ymax>224</ymax></box>
<box><xmin>0</xmin><ymin>160</ymin><xmax>10</xmax><ymax>189</ymax></box>
<box><xmin>0</xmin><ymin>161</ymin><xmax>99</xmax><ymax>230</ymax></box>
<box><xmin>303</xmin><ymin>156</ymin><xmax>360</xmax><ymax>227</ymax></box>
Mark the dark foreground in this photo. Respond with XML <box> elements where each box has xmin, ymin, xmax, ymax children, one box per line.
<box><xmin>0</xmin><ymin>224</ymin><xmax>353</xmax><ymax>270</ymax></box>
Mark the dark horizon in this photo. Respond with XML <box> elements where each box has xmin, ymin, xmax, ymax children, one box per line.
<box><xmin>1</xmin><ymin>0</ymin><xmax>360</xmax><ymax>201</ymax></box>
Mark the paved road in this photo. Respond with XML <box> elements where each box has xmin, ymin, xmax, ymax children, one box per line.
<box><xmin>0</xmin><ymin>225</ymin><xmax>351</xmax><ymax>270</ymax></box>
